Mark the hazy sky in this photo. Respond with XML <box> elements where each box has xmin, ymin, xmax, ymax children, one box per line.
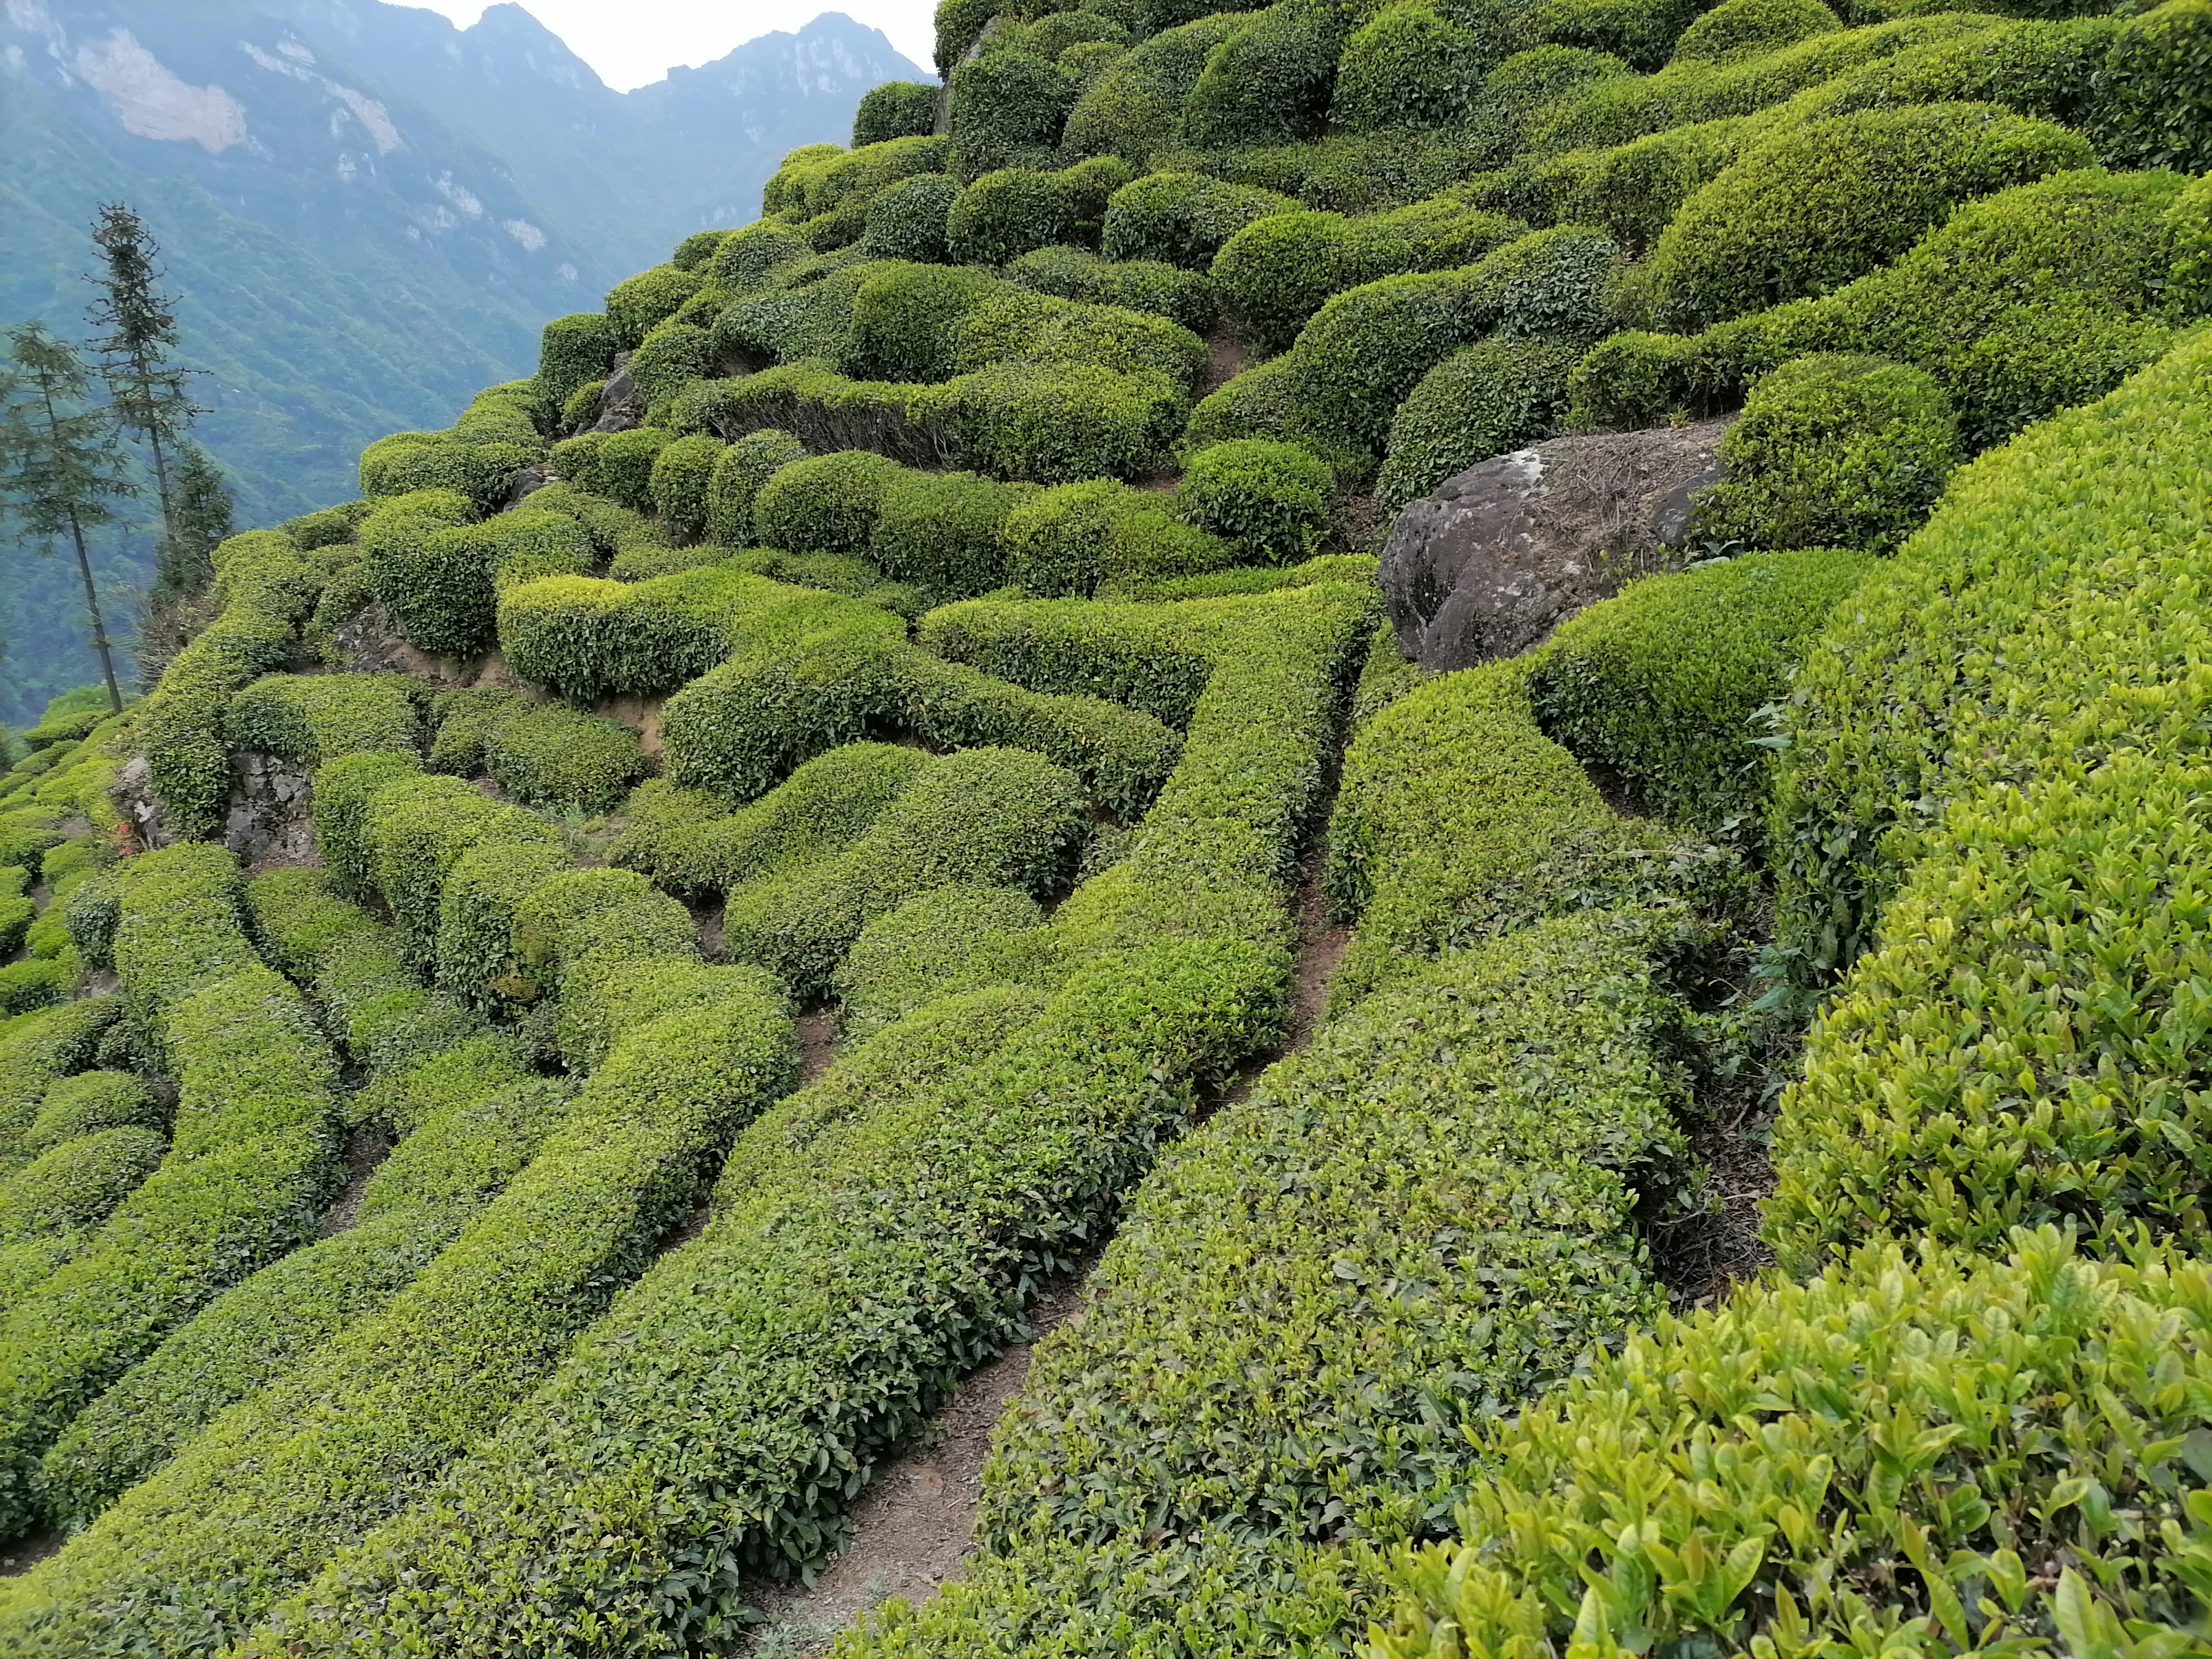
<box><xmin>404</xmin><ymin>2</ymin><xmax>937</xmax><ymax>92</ymax></box>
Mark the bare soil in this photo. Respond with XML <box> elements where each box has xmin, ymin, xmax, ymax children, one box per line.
<box><xmin>1198</xmin><ymin>323</ymin><xmax>1253</xmax><ymax>401</ymax></box>
<box><xmin>740</xmin><ymin>1272</ymin><xmax>1093</xmax><ymax>1655</ymax></box>
<box><xmin>795</xmin><ymin>1009</ymin><xmax>837</xmax><ymax>1087</ymax></box>
<box><xmin>0</xmin><ymin>1526</ymin><xmax>63</xmax><ymax>1578</ymax></box>
<box><xmin>317</xmin><ymin>1129</ymin><xmax>393</xmax><ymax>1237</ymax></box>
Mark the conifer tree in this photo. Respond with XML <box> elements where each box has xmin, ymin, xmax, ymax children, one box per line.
<box><xmin>86</xmin><ymin>202</ymin><xmax>201</xmax><ymax>591</ymax></box>
<box><xmin>0</xmin><ymin>323</ymin><xmax>138</xmax><ymax>714</ymax></box>
<box><xmin>166</xmin><ymin>441</ymin><xmax>233</xmax><ymax>594</ymax></box>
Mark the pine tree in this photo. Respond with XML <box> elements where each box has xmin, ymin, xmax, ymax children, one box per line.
<box><xmin>168</xmin><ymin>441</ymin><xmax>233</xmax><ymax>592</ymax></box>
<box><xmin>86</xmin><ymin>202</ymin><xmax>202</xmax><ymax>594</ymax></box>
<box><xmin>0</xmin><ymin>323</ymin><xmax>139</xmax><ymax>714</ymax></box>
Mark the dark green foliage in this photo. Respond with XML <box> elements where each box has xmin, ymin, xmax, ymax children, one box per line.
<box><xmin>1055</xmin><ymin>153</ymin><xmax>1138</xmax><ymax>228</ymax></box>
<box><xmin>1527</xmin><ymin>548</ymin><xmax>1872</xmax><ymax>834</ymax></box>
<box><xmin>947</xmin><ymin>170</ymin><xmax>1077</xmax><ymax>265</ymax></box>
<box><xmin>0</xmin><ymin>1126</ymin><xmax>170</xmax><ymax>1299</ymax></box>
<box><xmin>1209</xmin><ymin>199</ymin><xmax>1528</xmax><ymax>354</ymax></box>
<box><xmin>536</xmin><ymin>314</ymin><xmax>619</xmax><ymax>417</ymax></box>
<box><xmin>1185</xmin><ymin>0</ymin><xmax>1342</xmax><ymax>149</ymax></box>
<box><xmin>368</xmin><ymin>504</ymin><xmax>592</xmax><ymax>661</ymax></box>
<box><xmin>557</xmin><ymin>380</ymin><xmax>604</xmax><ymax>436</ymax></box>
<box><xmin>137</xmin><ymin>526</ymin><xmax>326</xmax><ymax>840</ymax></box>
<box><xmin>706</xmin><ymin>222</ymin><xmax>814</xmax><ymax>294</ymax></box>
<box><xmin>950</xmin><ymin>50</ymin><xmax>1077</xmax><ymax>179</ymax></box>
<box><xmin>1061</xmin><ymin>12</ymin><xmax>1252</xmax><ymax>166</ymax></box>
<box><xmin>1375</xmin><ymin>337</ymin><xmax>1582</xmax><ymax>510</ymax></box>
<box><xmin>1673</xmin><ymin>0</ymin><xmax>1840</xmax><ymax>62</ymax></box>
<box><xmin>872</xmin><ymin>471</ymin><xmax>1041</xmax><ymax>595</ymax></box>
<box><xmin>860</xmin><ymin>174</ymin><xmax>963</xmax><ymax>263</ymax></box>
<box><xmin>1648</xmin><ymin>102</ymin><xmax>2093</xmax><ymax>331</ymax></box>
<box><xmin>671</xmin><ymin>232</ymin><xmax>731</xmax><ymax>273</ymax></box>
<box><xmin>1102</xmin><ymin>171</ymin><xmax>1299</xmax><ymax>269</ymax></box>
<box><xmin>20</xmin><ymin>1073</ymin><xmax>162</xmax><ymax>1161</ymax></box>
<box><xmin>629</xmin><ymin>322</ymin><xmax>717</xmax><ymax>415</ymax></box>
<box><xmin>1214</xmin><ymin>225</ymin><xmax>1617</xmax><ymax>461</ymax></box>
<box><xmin>936</xmin><ymin>0</ymin><xmax>1004</xmax><ymax>75</ymax></box>
<box><xmin>940</xmin><ymin>360</ymin><xmax>1187</xmax><ymax>481</ymax></box>
<box><xmin>707</xmin><ymin>429</ymin><xmax>810</xmax><ymax>546</ymax></box>
<box><xmin>1000</xmin><ymin>477</ymin><xmax>1232</xmax><ymax>596</ymax></box>
<box><xmin>834</xmin><ymin>883</ymin><xmax>1053</xmax><ymax>1039</ymax></box>
<box><xmin>2089</xmin><ymin>0</ymin><xmax>2212</xmax><ymax>173</ymax></box>
<box><xmin>1762</xmin><ymin>333</ymin><xmax>2212</xmax><ymax>1260</ymax></box>
<box><xmin>278</xmin><ymin>504</ymin><xmax>359</xmax><ymax>552</ymax></box>
<box><xmin>1474</xmin><ymin>45</ymin><xmax>1638</xmax><ymax>155</ymax></box>
<box><xmin>1326</xmin><ymin>660</ymin><xmax>1625</xmax><ymax>1002</ymax></box>
<box><xmin>754</xmin><ymin>450</ymin><xmax>910</xmax><ymax>554</ymax></box>
<box><xmin>1571</xmin><ymin>169</ymin><xmax>2189</xmax><ymax>451</ymax></box>
<box><xmin>1005</xmin><ymin>246</ymin><xmax>1219</xmax><ymax>333</ymax></box>
<box><xmin>839</xmin><ymin>909</ymin><xmax>1688</xmax><ymax>1659</ymax></box>
<box><xmin>1697</xmin><ymin>354</ymin><xmax>1960</xmax><ymax>552</ymax></box>
<box><xmin>595</xmin><ymin>427</ymin><xmax>676</xmax><ymax>514</ymax></box>
<box><xmin>1174</xmin><ymin>439</ymin><xmax>1331</xmax><ymax>562</ymax></box>
<box><xmin>615</xmin><ymin>744</ymin><xmax>930</xmax><ymax>898</ymax></box>
<box><xmin>1331</xmin><ymin>0</ymin><xmax>1506</xmax><ymax>131</ymax></box>
<box><xmin>604</xmin><ymin>264</ymin><xmax>705</xmax><ymax>350</ymax></box>
<box><xmin>226</xmin><ymin>674</ymin><xmax>422</xmax><ymax>771</ymax></box>
<box><xmin>0</xmin><ymin>958</ymin><xmax>77</xmax><ymax>1015</ymax></box>
<box><xmin>1521</xmin><ymin>0</ymin><xmax>1707</xmax><ymax>70</ymax></box>
<box><xmin>720</xmin><ymin>746</ymin><xmax>1088</xmax><ymax>992</ymax></box>
<box><xmin>649</xmin><ymin>432</ymin><xmax>727</xmax><ymax>539</ymax></box>
<box><xmin>1367</xmin><ymin>1231</ymin><xmax>2212</xmax><ymax>1659</ymax></box>
<box><xmin>484</xmin><ymin>705</ymin><xmax>651</xmax><ymax>813</ymax></box>
<box><xmin>0</xmin><ymin>843</ymin><xmax>343</xmax><ymax>1537</ymax></box>
<box><xmin>855</xmin><ymin>82</ymin><xmax>941</xmax><ymax>149</ymax></box>
<box><xmin>425</xmin><ymin>688</ymin><xmax>528</xmax><ymax>778</ymax></box>
<box><xmin>0</xmin><ymin>954</ymin><xmax>794</xmax><ymax>1651</ymax></box>
<box><xmin>847</xmin><ymin>265</ymin><xmax>1001</xmax><ymax>382</ymax></box>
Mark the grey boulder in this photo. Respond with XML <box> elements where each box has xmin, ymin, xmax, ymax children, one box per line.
<box><xmin>1379</xmin><ymin>419</ymin><xmax>1729</xmax><ymax>672</ymax></box>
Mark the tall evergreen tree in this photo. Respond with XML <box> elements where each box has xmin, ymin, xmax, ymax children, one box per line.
<box><xmin>86</xmin><ymin>202</ymin><xmax>201</xmax><ymax>593</ymax></box>
<box><xmin>167</xmin><ymin>441</ymin><xmax>233</xmax><ymax>592</ymax></box>
<box><xmin>0</xmin><ymin>324</ymin><xmax>138</xmax><ymax>714</ymax></box>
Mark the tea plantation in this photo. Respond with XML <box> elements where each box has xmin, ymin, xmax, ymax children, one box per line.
<box><xmin>0</xmin><ymin>0</ymin><xmax>2208</xmax><ymax>1650</ymax></box>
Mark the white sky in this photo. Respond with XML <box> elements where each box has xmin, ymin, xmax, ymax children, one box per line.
<box><xmin>403</xmin><ymin>2</ymin><xmax>938</xmax><ymax>92</ymax></box>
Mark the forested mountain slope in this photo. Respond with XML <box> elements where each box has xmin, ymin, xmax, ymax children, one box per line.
<box><xmin>0</xmin><ymin>0</ymin><xmax>2206</xmax><ymax>1652</ymax></box>
<box><xmin>1</xmin><ymin>1</ymin><xmax>919</xmax><ymax>721</ymax></box>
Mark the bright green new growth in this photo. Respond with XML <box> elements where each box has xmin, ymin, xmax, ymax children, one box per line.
<box><xmin>1527</xmin><ymin>547</ymin><xmax>1872</xmax><ymax>833</ymax></box>
<box><xmin>1370</xmin><ymin>1230</ymin><xmax>2212</xmax><ymax>1659</ymax></box>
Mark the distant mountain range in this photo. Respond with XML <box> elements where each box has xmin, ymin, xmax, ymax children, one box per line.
<box><xmin>0</xmin><ymin>0</ymin><xmax>923</xmax><ymax>724</ymax></box>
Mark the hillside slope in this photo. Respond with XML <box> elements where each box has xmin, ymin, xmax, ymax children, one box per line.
<box><xmin>0</xmin><ymin>0</ymin><xmax>2207</xmax><ymax>1652</ymax></box>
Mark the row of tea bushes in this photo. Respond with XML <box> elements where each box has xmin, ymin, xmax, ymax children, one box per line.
<box><xmin>0</xmin><ymin>844</ymin><xmax>345</xmax><ymax>1538</ymax></box>
<box><xmin>836</xmin><ymin>908</ymin><xmax>1699</xmax><ymax>1659</ymax></box>
<box><xmin>165</xmin><ymin>578</ymin><xmax>1374</xmax><ymax>1655</ymax></box>
<box><xmin>31</xmin><ymin>873</ymin><xmax>544</xmax><ymax>1531</ymax></box>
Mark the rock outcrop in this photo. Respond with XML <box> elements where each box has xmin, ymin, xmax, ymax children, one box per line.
<box><xmin>1379</xmin><ymin>420</ymin><xmax>1729</xmax><ymax>672</ymax></box>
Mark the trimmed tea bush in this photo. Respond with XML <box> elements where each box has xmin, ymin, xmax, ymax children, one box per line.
<box><xmin>1673</xmin><ymin>0</ymin><xmax>1840</xmax><ymax>62</ymax></box>
<box><xmin>1103</xmin><ymin>171</ymin><xmax>1300</xmax><ymax>269</ymax></box>
<box><xmin>1375</xmin><ymin>336</ymin><xmax>1583</xmax><ymax>510</ymax></box>
<box><xmin>1695</xmin><ymin>353</ymin><xmax>1960</xmax><ymax>552</ymax></box>
<box><xmin>854</xmin><ymin>80</ymin><xmax>938</xmax><ymax>147</ymax></box>
<box><xmin>707</xmin><ymin>429</ymin><xmax>808</xmax><ymax>546</ymax></box>
<box><xmin>1174</xmin><ymin>439</ymin><xmax>1332</xmax><ymax>563</ymax></box>
<box><xmin>1005</xmin><ymin>246</ymin><xmax>1219</xmax><ymax>334</ymax></box>
<box><xmin>1366</xmin><ymin>1229</ymin><xmax>2212</xmax><ymax>1659</ymax></box>
<box><xmin>1647</xmin><ymin>102</ymin><xmax>2094</xmax><ymax>330</ymax></box>
<box><xmin>947</xmin><ymin>168</ymin><xmax>1076</xmax><ymax>264</ymax></box>
<box><xmin>0</xmin><ymin>844</ymin><xmax>343</xmax><ymax>1537</ymax></box>
<box><xmin>484</xmin><ymin>705</ymin><xmax>651</xmax><ymax>813</ymax></box>
<box><xmin>860</xmin><ymin>173</ymin><xmax>962</xmax><ymax>262</ymax></box>
<box><xmin>1527</xmin><ymin>547</ymin><xmax>1872</xmax><ymax>833</ymax></box>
